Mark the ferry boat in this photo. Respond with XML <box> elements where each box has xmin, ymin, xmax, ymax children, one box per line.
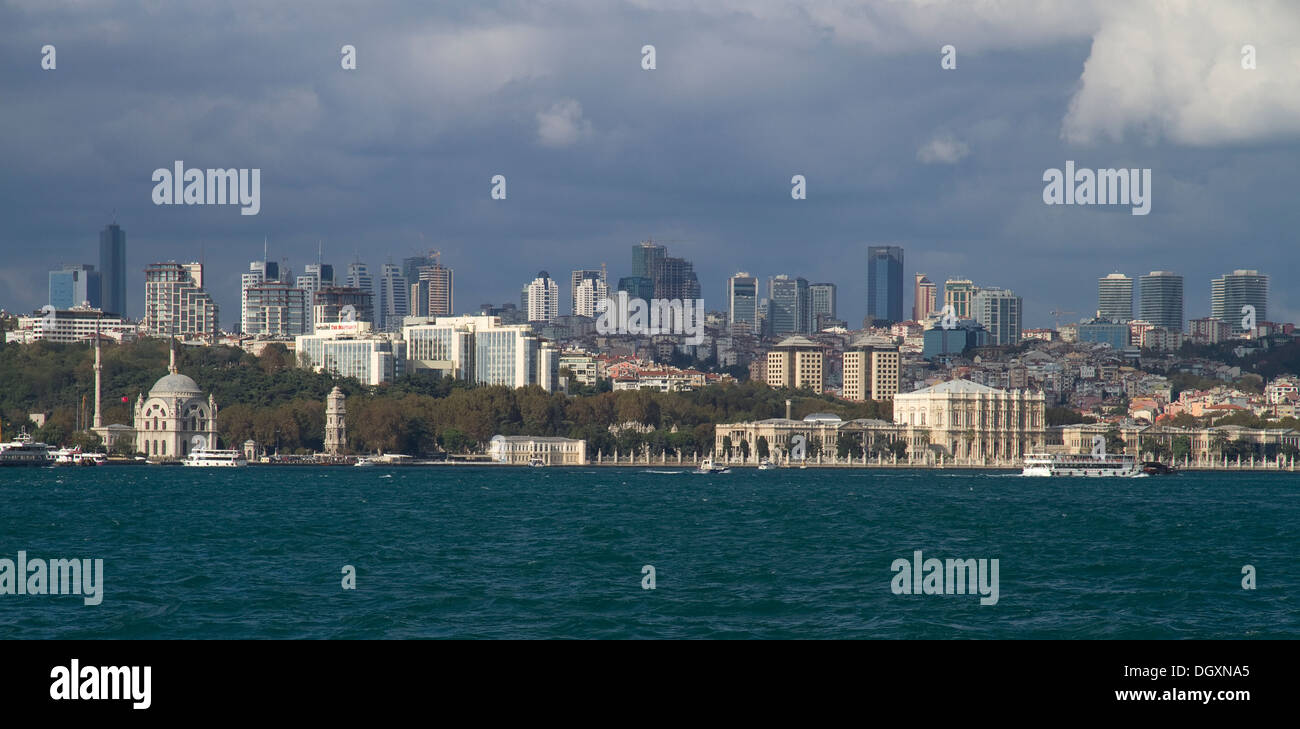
<box><xmin>52</xmin><ymin>447</ymin><xmax>107</xmax><ymax>466</ymax></box>
<box><xmin>0</xmin><ymin>429</ymin><xmax>53</xmax><ymax>467</ymax></box>
<box><xmin>182</xmin><ymin>448</ymin><xmax>248</xmax><ymax>467</ymax></box>
<box><xmin>695</xmin><ymin>456</ymin><xmax>730</xmax><ymax>474</ymax></box>
<box><xmin>1021</xmin><ymin>452</ymin><xmax>1144</xmax><ymax>477</ymax></box>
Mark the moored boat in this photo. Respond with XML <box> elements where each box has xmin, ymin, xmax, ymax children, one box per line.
<box><xmin>0</xmin><ymin>429</ymin><xmax>53</xmax><ymax>467</ymax></box>
<box><xmin>182</xmin><ymin>448</ymin><xmax>248</xmax><ymax>467</ymax></box>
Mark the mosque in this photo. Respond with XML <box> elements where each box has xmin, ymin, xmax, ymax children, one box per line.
<box><xmin>130</xmin><ymin>342</ymin><xmax>220</xmax><ymax>459</ymax></box>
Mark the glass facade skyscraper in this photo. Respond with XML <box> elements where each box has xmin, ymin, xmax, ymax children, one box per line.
<box><xmin>1211</xmin><ymin>269</ymin><xmax>1268</xmax><ymax>333</ymax></box>
<box><xmin>98</xmin><ymin>223</ymin><xmax>127</xmax><ymax>316</ymax></box>
<box><xmin>1139</xmin><ymin>271</ymin><xmax>1184</xmax><ymax>332</ymax></box>
<box><xmin>867</xmin><ymin>245</ymin><xmax>904</xmax><ymax>323</ymax></box>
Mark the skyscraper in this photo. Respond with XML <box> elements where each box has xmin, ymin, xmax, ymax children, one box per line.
<box><xmin>630</xmin><ymin>240</ymin><xmax>699</xmax><ymax>301</ymax></box>
<box><xmin>944</xmin><ymin>279</ymin><xmax>977</xmax><ymax>319</ymax></box>
<box><xmin>727</xmin><ymin>272</ymin><xmax>759</xmax><ymax>334</ymax></box>
<box><xmin>377</xmin><ymin>263</ymin><xmax>409</xmax><ymax>330</ymax></box>
<box><xmin>572</xmin><ymin>276</ymin><xmax>608</xmax><ymax>318</ymax></box>
<box><xmin>767</xmin><ymin>275</ymin><xmax>810</xmax><ymax>336</ymax></box>
<box><xmin>972</xmin><ymin>287</ymin><xmax>1023</xmax><ymax>346</ymax></box>
<box><xmin>346</xmin><ymin>261</ymin><xmax>373</xmax><ymax>296</ymax></box>
<box><xmin>570</xmin><ymin>268</ymin><xmax>607</xmax><ymax>316</ymax></box>
<box><xmin>632</xmin><ymin>241</ymin><xmax>665</xmax><ymax>284</ymax></box>
<box><xmin>810</xmin><ymin>282</ymin><xmax>837</xmax><ymax>331</ymax></box>
<box><xmin>242</xmin><ymin>246</ymin><xmax>283</xmax><ymax>333</ymax></box>
<box><xmin>913</xmin><ymin>274</ymin><xmax>936</xmax><ymax>322</ymax></box>
<box><xmin>866</xmin><ymin>245</ymin><xmax>904</xmax><ymax>323</ymax></box>
<box><xmin>523</xmin><ymin>271</ymin><xmax>560</xmax><ymax>323</ymax></box>
<box><xmin>48</xmin><ymin>264</ymin><xmax>101</xmax><ymax>310</ymax></box>
<box><xmin>98</xmin><ymin>223</ymin><xmax>127</xmax><ymax>316</ymax></box>
<box><xmin>1097</xmin><ymin>273</ymin><xmax>1134</xmax><ymax>322</ymax></box>
<box><xmin>243</xmin><ymin>281</ymin><xmax>309</xmax><ymax>337</ymax></box>
<box><xmin>1139</xmin><ymin>271</ymin><xmax>1184</xmax><ymax>332</ymax></box>
<box><xmin>1211</xmin><ymin>269</ymin><xmax>1268</xmax><ymax>333</ymax></box>
<box><xmin>144</xmin><ymin>262</ymin><xmax>218</xmax><ymax>339</ymax></box>
<box><xmin>411</xmin><ymin>263</ymin><xmax>454</xmax><ymax>318</ymax></box>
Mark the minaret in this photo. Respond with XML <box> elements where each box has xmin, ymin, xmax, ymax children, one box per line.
<box><xmin>92</xmin><ymin>317</ymin><xmax>103</xmax><ymax>428</ymax></box>
<box><xmin>169</xmin><ymin>337</ymin><xmax>178</xmax><ymax>374</ymax></box>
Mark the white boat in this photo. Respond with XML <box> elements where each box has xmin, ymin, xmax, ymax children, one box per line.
<box><xmin>1021</xmin><ymin>452</ymin><xmax>1144</xmax><ymax>477</ymax></box>
<box><xmin>757</xmin><ymin>458</ymin><xmax>776</xmax><ymax>470</ymax></box>
<box><xmin>528</xmin><ymin>457</ymin><xmax>546</xmax><ymax>468</ymax></box>
<box><xmin>695</xmin><ymin>456</ymin><xmax>730</xmax><ymax>474</ymax></box>
<box><xmin>0</xmin><ymin>429</ymin><xmax>53</xmax><ymax>467</ymax></box>
<box><xmin>353</xmin><ymin>457</ymin><xmax>376</xmax><ymax>467</ymax></box>
<box><xmin>182</xmin><ymin>448</ymin><xmax>248</xmax><ymax>467</ymax></box>
<box><xmin>52</xmin><ymin>447</ymin><xmax>106</xmax><ymax>466</ymax></box>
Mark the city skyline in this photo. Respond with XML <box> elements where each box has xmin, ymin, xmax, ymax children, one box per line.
<box><xmin>27</xmin><ymin>224</ymin><xmax>1288</xmax><ymax>340</ymax></box>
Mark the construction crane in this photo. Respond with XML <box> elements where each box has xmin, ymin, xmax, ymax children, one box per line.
<box><xmin>1049</xmin><ymin>309</ymin><xmax>1077</xmax><ymax>329</ymax></box>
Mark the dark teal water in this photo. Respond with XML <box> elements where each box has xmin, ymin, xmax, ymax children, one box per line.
<box><xmin>0</xmin><ymin>466</ymin><xmax>1295</xmax><ymax>639</ymax></box>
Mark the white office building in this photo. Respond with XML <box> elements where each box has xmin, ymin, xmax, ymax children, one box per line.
<box><xmin>295</xmin><ymin>321</ymin><xmax>406</xmax><ymax>386</ymax></box>
<box><xmin>403</xmin><ymin>315</ymin><xmax>560</xmax><ymax>391</ymax></box>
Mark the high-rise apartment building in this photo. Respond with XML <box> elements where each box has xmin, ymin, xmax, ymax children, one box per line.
<box><xmin>842</xmin><ymin>336</ymin><xmax>900</xmax><ymax>402</ymax></box>
<box><xmin>377</xmin><ymin>263</ymin><xmax>409</xmax><ymax>330</ymax></box>
<box><xmin>1097</xmin><ymin>273</ymin><xmax>1134</xmax><ymax>322</ymax></box>
<box><xmin>866</xmin><ymin>245</ymin><xmax>904</xmax><ymax>323</ymax></box>
<box><xmin>523</xmin><ymin>271</ymin><xmax>560</xmax><ymax>323</ymax></box>
<box><xmin>98</xmin><ymin>223</ymin><xmax>127</xmax><ymax>316</ymax></box>
<box><xmin>913</xmin><ymin>274</ymin><xmax>936</xmax><ymax>322</ymax></box>
<box><xmin>243</xmin><ymin>282</ymin><xmax>309</xmax><ymax>337</ymax></box>
<box><xmin>765</xmin><ymin>335</ymin><xmax>825</xmax><ymax>393</ymax></box>
<box><xmin>144</xmin><ymin>262</ymin><xmax>219</xmax><ymax>339</ymax></box>
<box><xmin>570</xmin><ymin>268</ymin><xmax>607</xmax><ymax>317</ymax></box>
<box><xmin>242</xmin><ymin>254</ymin><xmax>283</xmax><ymax>333</ymax></box>
<box><xmin>972</xmin><ymin>287</ymin><xmax>1023</xmax><ymax>346</ymax></box>
<box><xmin>346</xmin><ymin>261</ymin><xmax>374</xmax><ymax>296</ymax></box>
<box><xmin>1211</xmin><ymin>269</ymin><xmax>1268</xmax><ymax>333</ymax></box>
<box><xmin>411</xmin><ymin>263</ymin><xmax>454</xmax><ymax>319</ymax></box>
<box><xmin>572</xmin><ymin>276</ymin><xmax>608</xmax><ymax>318</ymax></box>
<box><xmin>1139</xmin><ymin>271</ymin><xmax>1184</xmax><ymax>332</ymax></box>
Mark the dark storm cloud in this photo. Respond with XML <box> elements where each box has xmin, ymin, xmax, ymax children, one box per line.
<box><xmin>1</xmin><ymin>0</ymin><xmax>1297</xmax><ymax>327</ymax></box>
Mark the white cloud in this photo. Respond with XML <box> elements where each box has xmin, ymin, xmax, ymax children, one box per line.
<box><xmin>1062</xmin><ymin>1</ymin><xmax>1300</xmax><ymax>146</ymax></box>
<box><xmin>536</xmin><ymin>99</ymin><xmax>591</xmax><ymax>147</ymax></box>
<box><xmin>917</xmin><ymin>134</ymin><xmax>969</xmax><ymax>164</ymax></box>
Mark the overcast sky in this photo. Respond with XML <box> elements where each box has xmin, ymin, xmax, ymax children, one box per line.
<box><xmin>2</xmin><ymin>0</ymin><xmax>1298</xmax><ymax>328</ymax></box>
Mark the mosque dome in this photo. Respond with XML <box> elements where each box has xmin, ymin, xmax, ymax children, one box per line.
<box><xmin>148</xmin><ymin>373</ymin><xmax>203</xmax><ymax>398</ymax></box>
